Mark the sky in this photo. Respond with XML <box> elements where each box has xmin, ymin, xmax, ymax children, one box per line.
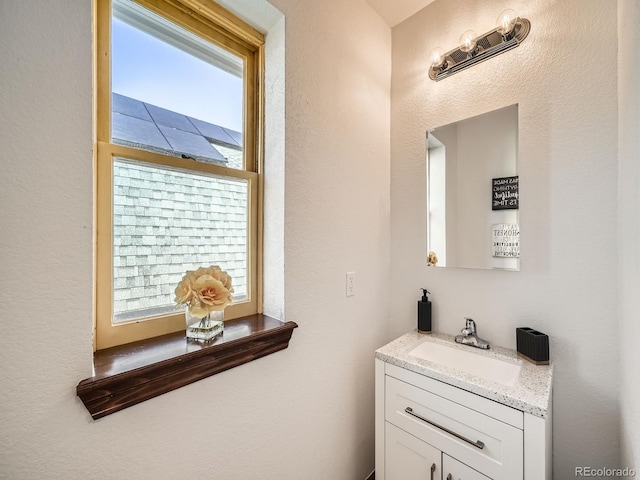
<box><xmin>111</xmin><ymin>18</ymin><xmax>244</xmax><ymax>132</ymax></box>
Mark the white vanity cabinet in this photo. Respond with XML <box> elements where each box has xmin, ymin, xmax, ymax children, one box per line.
<box><xmin>375</xmin><ymin>334</ymin><xmax>552</xmax><ymax>480</ymax></box>
<box><xmin>386</xmin><ymin>422</ymin><xmax>442</xmax><ymax>480</ymax></box>
<box><xmin>386</xmin><ymin>421</ymin><xmax>492</xmax><ymax>480</ymax></box>
<box><xmin>443</xmin><ymin>454</ymin><xmax>491</xmax><ymax>480</ymax></box>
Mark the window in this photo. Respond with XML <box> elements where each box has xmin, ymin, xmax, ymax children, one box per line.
<box><xmin>95</xmin><ymin>0</ymin><xmax>264</xmax><ymax>350</ymax></box>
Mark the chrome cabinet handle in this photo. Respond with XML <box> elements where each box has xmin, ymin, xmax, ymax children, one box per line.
<box><xmin>447</xmin><ymin>474</ymin><xmax>452</xmax><ymax>480</ymax></box>
<box><xmin>404</xmin><ymin>407</ymin><xmax>485</xmax><ymax>450</ymax></box>
<box><xmin>430</xmin><ymin>463</ymin><xmax>436</xmax><ymax>480</ymax></box>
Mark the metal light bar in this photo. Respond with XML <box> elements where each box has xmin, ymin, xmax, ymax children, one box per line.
<box><xmin>429</xmin><ymin>17</ymin><xmax>531</xmax><ymax>82</ymax></box>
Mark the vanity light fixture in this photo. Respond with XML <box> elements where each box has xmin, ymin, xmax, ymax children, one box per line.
<box><xmin>428</xmin><ymin>9</ymin><xmax>530</xmax><ymax>81</ymax></box>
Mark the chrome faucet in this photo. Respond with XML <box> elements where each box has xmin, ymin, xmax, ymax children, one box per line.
<box><xmin>454</xmin><ymin>318</ymin><xmax>490</xmax><ymax>349</ymax></box>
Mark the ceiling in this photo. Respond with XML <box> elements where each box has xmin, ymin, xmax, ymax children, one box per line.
<box><xmin>365</xmin><ymin>0</ymin><xmax>436</xmax><ymax>27</ymax></box>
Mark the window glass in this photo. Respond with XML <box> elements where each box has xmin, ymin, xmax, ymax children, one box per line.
<box><xmin>111</xmin><ymin>0</ymin><xmax>244</xmax><ymax>169</ymax></box>
<box><xmin>112</xmin><ymin>158</ymin><xmax>248</xmax><ymax>323</ymax></box>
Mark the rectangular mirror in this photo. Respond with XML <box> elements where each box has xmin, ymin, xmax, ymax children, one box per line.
<box><xmin>427</xmin><ymin>104</ymin><xmax>519</xmax><ymax>270</ymax></box>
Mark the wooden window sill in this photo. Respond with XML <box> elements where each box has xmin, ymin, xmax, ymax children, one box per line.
<box><xmin>77</xmin><ymin>314</ymin><xmax>297</xmax><ymax>419</ymax></box>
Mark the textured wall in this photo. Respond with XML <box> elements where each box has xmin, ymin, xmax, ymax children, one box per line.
<box><xmin>618</xmin><ymin>0</ymin><xmax>640</xmax><ymax>471</ymax></box>
<box><xmin>262</xmin><ymin>15</ymin><xmax>286</xmax><ymax>320</ymax></box>
<box><xmin>0</xmin><ymin>0</ymin><xmax>390</xmax><ymax>479</ymax></box>
<box><xmin>390</xmin><ymin>0</ymin><xmax>619</xmax><ymax>477</ymax></box>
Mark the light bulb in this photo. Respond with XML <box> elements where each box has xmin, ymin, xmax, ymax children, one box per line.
<box><xmin>496</xmin><ymin>9</ymin><xmax>518</xmax><ymax>35</ymax></box>
<box><xmin>459</xmin><ymin>30</ymin><xmax>477</xmax><ymax>53</ymax></box>
<box><xmin>429</xmin><ymin>47</ymin><xmax>446</xmax><ymax>68</ymax></box>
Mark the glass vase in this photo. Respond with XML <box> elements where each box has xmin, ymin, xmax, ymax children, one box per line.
<box><xmin>185</xmin><ymin>309</ymin><xmax>224</xmax><ymax>341</ymax></box>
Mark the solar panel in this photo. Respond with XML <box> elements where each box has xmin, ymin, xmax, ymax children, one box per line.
<box><xmin>222</xmin><ymin>128</ymin><xmax>242</xmax><ymax>147</ymax></box>
<box><xmin>112</xmin><ymin>113</ymin><xmax>172</xmax><ymax>150</ymax></box>
<box><xmin>112</xmin><ymin>93</ymin><xmax>152</xmax><ymax>121</ymax></box>
<box><xmin>145</xmin><ymin>103</ymin><xmax>200</xmax><ymax>134</ymax></box>
<box><xmin>188</xmin><ymin>116</ymin><xmax>240</xmax><ymax>147</ymax></box>
<box><xmin>111</xmin><ymin>95</ymin><xmax>238</xmax><ymax>164</ymax></box>
<box><xmin>158</xmin><ymin>125</ymin><xmax>227</xmax><ymax>162</ymax></box>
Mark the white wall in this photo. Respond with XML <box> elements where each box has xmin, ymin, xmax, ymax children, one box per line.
<box><xmin>0</xmin><ymin>1</ymin><xmax>390</xmax><ymax>479</ymax></box>
<box><xmin>262</xmin><ymin>15</ymin><xmax>286</xmax><ymax>320</ymax></box>
<box><xmin>618</xmin><ymin>0</ymin><xmax>640</xmax><ymax>471</ymax></box>
<box><xmin>390</xmin><ymin>0</ymin><xmax>619</xmax><ymax>477</ymax></box>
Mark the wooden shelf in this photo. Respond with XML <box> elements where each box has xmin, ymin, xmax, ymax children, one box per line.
<box><xmin>77</xmin><ymin>314</ymin><xmax>297</xmax><ymax>419</ymax></box>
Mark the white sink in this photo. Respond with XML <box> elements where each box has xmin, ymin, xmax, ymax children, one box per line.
<box><xmin>408</xmin><ymin>341</ymin><xmax>521</xmax><ymax>386</ymax></box>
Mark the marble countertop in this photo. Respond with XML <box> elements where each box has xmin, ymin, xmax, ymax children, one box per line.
<box><xmin>375</xmin><ymin>330</ymin><xmax>553</xmax><ymax>418</ymax></box>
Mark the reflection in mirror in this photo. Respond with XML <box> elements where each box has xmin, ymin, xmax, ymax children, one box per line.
<box><xmin>427</xmin><ymin>104</ymin><xmax>519</xmax><ymax>271</ymax></box>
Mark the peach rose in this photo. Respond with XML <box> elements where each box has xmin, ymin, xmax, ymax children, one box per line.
<box><xmin>210</xmin><ymin>267</ymin><xmax>234</xmax><ymax>293</ymax></box>
<box><xmin>192</xmin><ymin>274</ymin><xmax>232</xmax><ymax>314</ymax></box>
<box><xmin>175</xmin><ymin>265</ymin><xmax>234</xmax><ymax>317</ymax></box>
<box><xmin>174</xmin><ymin>270</ymin><xmax>197</xmax><ymax>305</ymax></box>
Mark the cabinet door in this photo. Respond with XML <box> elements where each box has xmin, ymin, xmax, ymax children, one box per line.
<box><xmin>443</xmin><ymin>454</ymin><xmax>492</xmax><ymax>480</ymax></box>
<box><xmin>385</xmin><ymin>422</ymin><xmax>441</xmax><ymax>480</ymax></box>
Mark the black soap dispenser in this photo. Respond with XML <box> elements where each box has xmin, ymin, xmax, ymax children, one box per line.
<box><xmin>418</xmin><ymin>288</ymin><xmax>432</xmax><ymax>334</ymax></box>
